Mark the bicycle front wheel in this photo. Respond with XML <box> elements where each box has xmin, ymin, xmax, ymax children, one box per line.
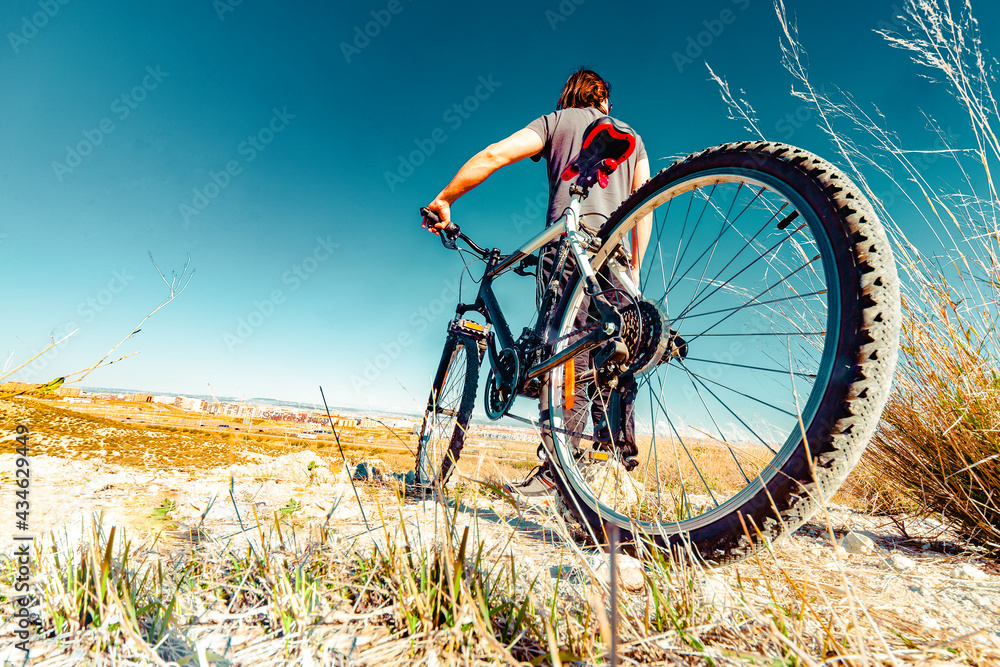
<box><xmin>415</xmin><ymin>331</ymin><xmax>481</xmax><ymax>489</ymax></box>
<box><xmin>542</xmin><ymin>142</ymin><xmax>900</xmax><ymax>563</ymax></box>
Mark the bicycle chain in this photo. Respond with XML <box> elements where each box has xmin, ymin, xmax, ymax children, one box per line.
<box><xmin>526</xmin><ymin>321</ymin><xmax>600</xmax><ymax>355</ymax></box>
<box><xmin>503</xmin><ymin>411</ymin><xmax>598</xmax><ymax>442</ymax></box>
<box><xmin>509</xmin><ymin>322</ymin><xmax>605</xmax><ymax>441</ymax></box>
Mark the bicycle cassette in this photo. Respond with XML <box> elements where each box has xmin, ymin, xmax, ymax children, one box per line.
<box><xmin>618</xmin><ymin>298</ymin><xmax>687</xmax><ymax>375</ymax></box>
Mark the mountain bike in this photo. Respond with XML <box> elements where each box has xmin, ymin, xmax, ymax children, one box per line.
<box><xmin>414</xmin><ymin>133</ymin><xmax>900</xmax><ymax>564</ymax></box>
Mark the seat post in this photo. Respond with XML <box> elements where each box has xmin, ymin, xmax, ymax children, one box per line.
<box><xmin>563</xmin><ymin>186</ymin><xmax>601</xmax><ymax>296</ymax></box>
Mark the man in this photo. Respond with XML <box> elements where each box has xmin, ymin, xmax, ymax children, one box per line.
<box><xmin>423</xmin><ymin>68</ymin><xmax>651</xmax><ymax>499</ymax></box>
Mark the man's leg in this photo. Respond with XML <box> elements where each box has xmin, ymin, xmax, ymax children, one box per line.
<box><xmin>586</xmin><ymin>266</ymin><xmax>639</xmax><ymax>470</ymax></box>
<box><xmin>589</xmin><ymin>373</ymin><xmax>639</xmax><ymax>470</ymax></box>
<box><xmin>507</xmin><ymin>243</ymin><xmax>579</xmax><ymax>501</ymax></box>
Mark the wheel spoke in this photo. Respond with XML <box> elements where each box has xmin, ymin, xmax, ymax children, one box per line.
<box><xmin>673</xmin><ymin>221</ymin><xmax>809</xmax><ymax>324</ymax></box>
<box><xmin>679</xmin><ymin>363</ymin><xmax>780</xmax><ymax>456</ymax></box>
<box><xmin>641</xmin><ymin>199</ymin><xmax>671</xmax><ymax>294</ymax></box>
<box><xmin>646</xmin><ymin>380</ymin><xmax>720</xmax><ymax>508</ymax></box>
<box><xmin>682</xmin><ymin>186</ymin><xmax>772</xmax><ymax>308</ymax></box>
<box><xmin>415</xmin><ymin>339</ymin><xmax>478</xmax><ymax>487</ymax></box>
<box><xmin>693</xmin><ymin>331</ymin><xmax>825</xmax><ymax>337</ymax></box>
<box><xmin>677</xmin><ymin>289</ymin><xmax>827</xmax><ymax>323</ymax></box>
<box><xmin>682</xmin><ymin>203</ymin><xmax>791</xmax><ymax>312</ymax></box>
<box><xmin>679</xmin><ymin>258</ymin><xmax>824</xmax><ymax>341</ymax></box>
<box><xmin>683</xmin><ymin>372</ymin><xmax>753</xmax><ymax>485</ymax></box>
<box><xmin>666</xmin><ymin>184</ymin><xmax>718</xmax><ymax>293</ymax></box>
<box><xmin>680</xmin><ymin>367</ymin><xmax>797</xmax><ymax>424</ymax></box>
<box><xmin>680</xmin><ymin>356</ymin><xmax>816</xmax><ymax>379</ymax></box>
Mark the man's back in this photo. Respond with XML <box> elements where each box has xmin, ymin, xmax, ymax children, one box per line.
<box><xmin>527</xmin><ymin>107</ymin><xmax>647</xmax><ymax>232</ymax></box>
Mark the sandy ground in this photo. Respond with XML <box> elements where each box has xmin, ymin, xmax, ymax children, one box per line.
<box><xmin>1</xmin><ymin>397</ymin><xmax>999</xmax><ymax>664</ymax></box>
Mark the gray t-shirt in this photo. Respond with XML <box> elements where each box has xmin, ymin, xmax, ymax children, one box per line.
<box><xmin>526</xmin><ymin>107</ymin><xmax>647</xmax><ymax>232</ymax></box>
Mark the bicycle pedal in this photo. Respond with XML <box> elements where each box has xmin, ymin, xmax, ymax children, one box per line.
<box><xmin>449</xmin><ymin>318</ymin><xmax>491</xmax><ymax>339</ymax></box>
<box><xmin>587</xmin><ymin>450</ymin><xmax>611</xmax><ymax>462</ymax></box>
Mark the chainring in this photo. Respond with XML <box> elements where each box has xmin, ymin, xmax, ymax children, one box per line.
<box><xmin>485</xmin><ymin>347</ymin><xmax>520</xmax><ymax>420</ymax></box>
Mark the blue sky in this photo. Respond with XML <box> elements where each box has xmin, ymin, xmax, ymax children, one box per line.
<box><xmin>2</xmin><ymin>0</ymin><xmax>997</xmax><ymax>413</ymax></box>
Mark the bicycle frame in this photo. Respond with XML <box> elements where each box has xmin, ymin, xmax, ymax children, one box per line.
<box><xmin>452</xmin><ymin>186</ymin><xmax>639</xmax><ymax>385</ymax></box>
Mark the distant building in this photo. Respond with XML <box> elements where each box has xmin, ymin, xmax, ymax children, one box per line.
<box><xmin>207</xmin><ymin>402</ymin><xmax>260</xmax><ymax>419</ymax></box>
<box><xmin>152</xmin><ymin>395</ymin><xmax>175</xmax><ymax>405</ymax></box>
<box><xmin>56</xmin><ymin>386</ymin><xmax>82</xmax><ymax>397</ymax></box>
<box><xmin>174</xmin><ymin>396</ymin><xmax>205</xmax><ymax>412</ymax></box>
<box><xmin>128</xmin><ymin>393</ymin><xmax>153</xmax><ymax>403</ymax></box>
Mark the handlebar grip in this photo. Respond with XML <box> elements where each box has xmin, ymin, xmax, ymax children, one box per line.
<box><xmin>420</xmin><ymin>207</ymin><xmax>461</xmax><ymax>247</ymax></box>
<box><xmin>420</xmin><ymin>206</ymin><xmax>441</xmax><ymax>230</ymax></box>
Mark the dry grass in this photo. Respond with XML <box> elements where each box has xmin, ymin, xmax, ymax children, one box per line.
<box><xmin>867</xmin><ymin>289</ymin><xmax>1000</xmax><ymax>554</ymax></box>
<box><xmin>3</xmin><ymin>487</ymin><xmax>997</xmax><ymax>666</ymax></box>
<box><xmin>3</xmin><ymin>394</ymin><xmax>998</xmax><ymax>664</ymax></box>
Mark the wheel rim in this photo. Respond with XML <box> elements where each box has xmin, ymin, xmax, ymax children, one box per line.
<box><xmin>549</xmin><ymin>168</ymin><xmax>843</xmax><ymax>534</ymax></box>
<box><xmin>418</xmin><ymin>341</ymin><xmax>472</xmax><ymax>486</ymax></box>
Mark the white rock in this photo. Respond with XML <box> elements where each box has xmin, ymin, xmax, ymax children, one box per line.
<box><xmin>839</xmin><ymin>531</ymin><xmax>876</xmax><ymax>555</ymax></box>
<box><xmin>576</xmin><ymin>460</ymin><xmax>644</xmax><ymax>512</ymax></box>
<box><xmin>147</xmin><ymin>484</ymin><xmax>160</xmax><ymax>494</ymax></box>
<box><xmin>585</xmin><ymin>553</ymin><xmax>646</xmax><ymax>592</ymax></box>
<box><xmin>616</xmin><ymin>554</ymin><xmax>646</xmax><ymax>592</ymax></box>
<box><xmin>886</xmin><ymin>554</ymin><xmax>916</xmax><ymax>572</ymax></box>
<box><xmin>951</xmin><ymin>564</ymin><xmax>989</xmax><ymax>581</ymax></box>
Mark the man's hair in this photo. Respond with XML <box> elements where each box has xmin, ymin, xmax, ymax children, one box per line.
<box><xmin>556</xmin><ymin>68</ymin><xmax>610</xmax><ymax>111</ymax></box>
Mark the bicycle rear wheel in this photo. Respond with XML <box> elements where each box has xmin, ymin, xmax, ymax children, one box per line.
<box><xmin>415</xmin><ymin>330</ymin><xmax>482</xmax><ymax>489</ymax></box>
<box><xmin>542</xmin><ymin>142</ymin><xmax>900</xmax><ymax>563</ymax></box>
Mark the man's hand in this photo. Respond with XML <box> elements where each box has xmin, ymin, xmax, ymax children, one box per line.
<box><xmin>423</xmin><ymin>198</ymin><xmax>451</xmax><ymax>234</ymax></box>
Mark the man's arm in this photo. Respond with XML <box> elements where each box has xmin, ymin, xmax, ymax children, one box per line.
<box><xmin>425</xmin><ymin>128</ymin><xmax>544</xmax><ymax>229</ymax></box>
<box><xmin>630</xmin><ymin>157</ymin><xmax>651</xmax><ymax>285</ymax></box>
